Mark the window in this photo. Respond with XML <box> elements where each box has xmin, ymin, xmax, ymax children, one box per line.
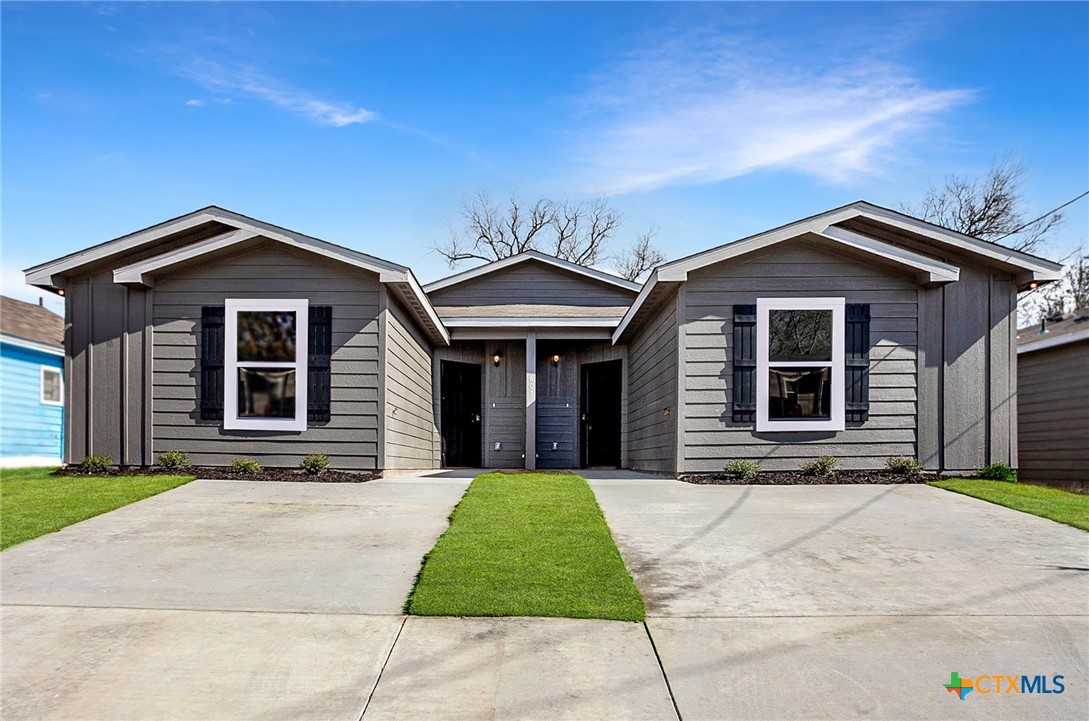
<box><xmin>224</xmin><ymin>299</ymin><xmax>308</xmax><ymax>431</ymax></box>
<box><xmin>41</xmin><ymin>367</ymin><xmax>63</xmax><ymax>406</ymax></box>
<box><xmin>756</xmin><ymin>298</ymin><xmax>844</xmax><ymax>431</ymax></box>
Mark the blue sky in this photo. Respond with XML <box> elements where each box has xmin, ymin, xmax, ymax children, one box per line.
<box><xmin>3</xmin><ymin>1</ymin><xmax>1087</xmax><ymax>314</ymax></box>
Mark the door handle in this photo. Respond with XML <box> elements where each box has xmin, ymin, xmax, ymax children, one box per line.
<box><xmin>473</xmin><ymin>414</ymin><xmax>481</xmax><ymax>422</ymax></box>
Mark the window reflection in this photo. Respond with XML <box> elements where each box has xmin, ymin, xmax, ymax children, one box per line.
<box><xmin>237</xmin><ymin>368</ymin><xmax>297</xmax><ymax>418</ymax></box>
<box><xmin>768</xmin><ymin>367</ymin><xmax>831</xmax><ymax>419</ymax></box>
<box><xmin>237</xmin><ymin>311</ymin><xmax>296</xmax><ymax>362</ymax></box>
<box><xmin>768</xmin><ymin>309</ymin><xmax>832</xmax><ymax>362</ymax></box>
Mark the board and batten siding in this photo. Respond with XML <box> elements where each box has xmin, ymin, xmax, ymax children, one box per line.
<box><xmin>428</xmin><ymin>261</ymin><xmax>635</xmax><ymax>317</ymax></box>
<box><xmin>151</xmin><ymin>242</ymin><xmax>382</xmax><ymax>470</ymax></box>
<box><xmin>680</xmin><ymin>239</ymin><xmax>919</xmax><ymax>472</ymax></box>
<box><xmin>1017</xmin><ymin>340</ymin><xmax>1089</xmax><ymax>486</ymax></box>
<box><xmin>383</xmin><ymin>294</ymin><xmax>439</xmax><ymax>470</ymax></box>
<box><xmin>627</xmin><ymin>291</ymin><xmax>678</xmax><ymax>473</ymax></box>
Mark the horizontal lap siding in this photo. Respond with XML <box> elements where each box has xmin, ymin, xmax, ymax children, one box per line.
<box><xmin>0</xmin><ymin>345</ymin><xmax>64</xmax><ymax>459</ymax></box>
<box><xmin>627</xmin><ymin>293</ymin><xmax>678</xmax><ymax>472</ymax></box>
<box><xmin>681</xmin><ymin>240</ymin><xmax>919</xmax><ymax>472</ymax></box>
<box><xmin>384</xmin><ymin>296</ymin><xmax>438</xmax><ymax>470</ymax></box>
<box><xmin>1017</xmin><ymin>342</ymin><xmax>1089</xmax><ymax>483</ymax></box>
<box><xmin>151</xmin><ymin>243</ymin><xmax>381</xmax><ymax>470</ymax></box>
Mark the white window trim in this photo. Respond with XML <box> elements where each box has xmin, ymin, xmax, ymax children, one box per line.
<box><xmin>40</xmin><ymin>366</ymin><xmax>63</xmax><ymax>406</ymax></box>
<box><xmin>224</xmin><ymin>298</ymin><xmax>308</xmax><ymax>432</ymax></box>
<box><xmin>756</xmin><ymin>297</ymin><xmax>845</xmax><ymax>432</ymax></box>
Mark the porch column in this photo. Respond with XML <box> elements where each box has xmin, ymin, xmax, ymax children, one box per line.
<box><xmin>525</xmin><ymin>332</ymin><xmax>536</xmax><ymax>470</ymax></box>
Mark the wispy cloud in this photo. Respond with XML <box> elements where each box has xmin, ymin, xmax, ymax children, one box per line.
<box><xmin>180</xmin><ymin>58</ymin><xmax>375</xmax><ymax>127</ymax></box>
<box><xmin>573</xmin><ymin>24</ymin><xmax>973</xmax><ymax>193</ymax></box>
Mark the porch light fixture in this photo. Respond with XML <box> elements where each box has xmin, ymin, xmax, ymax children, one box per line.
<box><xmin>550</xmin><ymin>354</ymin><xmax>561</xmax><ymax>367</ymax></box>
<box><xmin>492</xmin><ymin>351</ymin><xmax>502</xmax><ymax>367</ymax></box>
<box><xmin>663</xmin><ymin>407</ymin><xmax>671</xmax><ymax>417</ymax></box>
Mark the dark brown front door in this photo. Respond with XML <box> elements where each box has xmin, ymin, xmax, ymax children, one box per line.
<box><xmin>581</xmin><ymin>360</ymin><xmax>622</xmax><ymax>467</ymax></box>
<box><xmin>440</xmin><ymin>360</ymin><xmax>482</xmax><ymax>467</ymax></box>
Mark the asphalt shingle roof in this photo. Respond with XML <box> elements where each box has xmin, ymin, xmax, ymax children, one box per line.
<box><xmin>0</xmin><ymin>295</ymin><xmax>64</xmax><ymax>348</ymax></box>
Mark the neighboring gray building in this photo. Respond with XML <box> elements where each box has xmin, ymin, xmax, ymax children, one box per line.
<box><xmin>1016</xmin><ymin>309</ymin><xmax>1089</xmax><ymax>490</ymax></box>
<box><xmin>25</xmin><ymin>202</ymin><xmax>1063</xmax><ymax>475</ymax></box>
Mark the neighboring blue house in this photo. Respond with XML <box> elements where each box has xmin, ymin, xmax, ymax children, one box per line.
<box><xmin>1</xmin><ymin>296</ymin><xmax>65</xmax><ymax>467</ymax></box>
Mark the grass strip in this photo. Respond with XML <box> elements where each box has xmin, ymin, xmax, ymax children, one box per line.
<box><xmin>1</xmin><ymin>467</ymin><xmax>194</xmax><ymax>550</ymax></box>
<box><xmin>406</xmin><ymin>472</ymin><xmax>645</xmax><ymax>621</ymax></box>
<box><xmin>929</xmin><ymin>478</ymin><xmax>1089</xmax><ymax>532</ymax></box>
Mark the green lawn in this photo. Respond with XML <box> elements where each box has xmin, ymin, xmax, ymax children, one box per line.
<box><xmin>1</xmin><ymin>467</ymin><xmax>194</xmax><ymax>550</ymax></box>
<box><xmin>929</xmin><ymin>479</ymin><xmax>1089</xmax><ymax>532</ymax></box>
<box><xmin>406</xmin><ymin>472</ymin><xmax>645</xmax><ymax>621</ymax></box>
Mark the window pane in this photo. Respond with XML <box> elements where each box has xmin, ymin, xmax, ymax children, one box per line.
<box><xmin>237</xmin><ymin>368</ymin><xmax>297</xmax><ymax>418</ymax></box>
<box><xmin>237</xmin><ymin>311</ymin><xmax>297</xmax><ymax>362</ymax></box>
<box><xmin>42</xmin><ymin>370</ymin><xmax>61</xmax><ymax>402</ymax></box>
<box><xmin>768</xmin><ymin>367</ymin><xmax>831</xmax><ymax>420</ymax></box>
<box><xmin>768</xmin><ymin>309</ymin><xmax>833</xmax><ymax>362</ymax></box>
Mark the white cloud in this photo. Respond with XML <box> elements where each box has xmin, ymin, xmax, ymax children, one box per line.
<box><xmin>181</xmin><ymin>59</ymin><xmax>374</xmax><ymax>127</ymax></box>
<box><xmin>185</xmin><ymin>98</ymin><xmax>204</xmax><ymax>107</ymax></box>
<box><xmin>573</xmin><ymin>29</ymin><xmax>973</xmax><ymax>193</ymax></box>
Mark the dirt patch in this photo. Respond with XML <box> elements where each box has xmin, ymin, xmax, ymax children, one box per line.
<box><xmin>679</xmin><ymin>470</ymin><xmax>930</xmax><ymax>485</ymax></box>
<box><xmin>53</xmin><ymin>466</ymin><xmax>379</xmax><ymax>484</ymax></box>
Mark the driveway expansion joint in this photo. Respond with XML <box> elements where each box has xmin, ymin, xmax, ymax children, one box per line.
<box><xmin>358</xmin><ymin>615</ymin><xmax>407</xmax><ymax>721</ymax></box>
<box><xmin>643</xmin><ymin>621</ymin><xmax>683</xmax><ymax>721</ymax></box>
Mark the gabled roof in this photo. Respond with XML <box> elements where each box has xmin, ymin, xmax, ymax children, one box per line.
<box><xmin>1017</xmin><ymin>308</ymin><xmax>1089</xmax><ymax>354</ymax></box>
<box><xmin>423</xmin><ymin>250</ymin><xmax>641</xmax><ymax>294</ymax></box>
<box><xmin>613</xmin><ymin>201</ymin><xmax>1065</xmax><ymax>344</ymax></box>
<box><xmin>25</xmin><ymin>206</ymin><xmax>450</xmax><ymax>346</ymax></box>
<box><xmin>0</xmin><ymin>296</ymin><xmax>64</xmax><ymax>349</ymax></box>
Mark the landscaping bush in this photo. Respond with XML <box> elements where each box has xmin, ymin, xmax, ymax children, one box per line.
<box><xmin>300</xmin><ymin>454</ymin><xmax>329</xmax><ymax>475</ymax></box>
<box><xmin>885</xmin><ymin>456</ymin><xmax>921</xmax><ymax>475</ymax></box>
<box><xmin>800</xmin><ymin>455</ymin><xmax>838</xmax><ymax>477</ymax></box>
<box><xmin>723</xmin><ymin>459</ymin><xmax>761</xmax><ymax>479</ymax></box>
<box><xmin>977</xmin><ymin>463</ymin><xmax>1017</xmax><ymax>482</ymax></box>
<box><xmin>229</xmin><ymin>457</ymin><xmax>262</xmax><ymax>475</ymax></box>
<box><xmin>78</xmin><ymin>455</ymin><xmax>112</xmax><ymax>474</ymax></box>
<box><xmin>157</xmin><ymin>450</ymin><xmax>190</xmax><ymax>471</ymax></box>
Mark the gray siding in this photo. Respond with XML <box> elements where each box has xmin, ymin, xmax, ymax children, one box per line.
<box><xmin>383</xmin><ymin>294</ymin><xmax>438</xmax><ymax>470</ymax></box>
<box><xmin>680</xmin><ymin>239</ymin><xmax>918</xmax><ymax>472</ymax></box>
<box><xmin>535</xmin><ymin>343</ymin><xmax>578</xmax><ymax>468</ymax></box>
<box><xmin>484</xmin><ymin>340</ymin><xmax>527</xmax><ymax>468</ymax></box>
<box><xmin>151</xmin><ymin>242</ymin><xmax>382</xmax><ymax>470</ymax></box>
<box><xmin>1017</xmin><ymin>341</ymin><xmax>1089</xmax><ymax>486</ymax></box>
<box><xmin>428</xmin><ymin>261</ymin><xmax>635</xmax><ymax>318</ymax></box>
<box><xmin>627</xmin><ymin>292</ymin><xmax>678</xmax><ymax>473</ymax></box>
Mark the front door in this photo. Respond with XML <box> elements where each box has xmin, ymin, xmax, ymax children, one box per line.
<box><xmin>581</xmin><ymin>360</ymin><xmax>622</xmax><ymax>467</ymax></box>
<box><xmin>440</xmin><ymin>360</ymin><xmax>482</xmax><ymax>467</ymax></box>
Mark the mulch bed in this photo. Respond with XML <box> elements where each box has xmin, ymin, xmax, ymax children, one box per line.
<box><xmin>679</xmin><ymin>470</ymin><xmax>930</xmax><ymax>485</ymax></box>
<box><xmin>53</xmin><ymin>466</ymin><xmax>378</xmax><ymax>483</ymax></box>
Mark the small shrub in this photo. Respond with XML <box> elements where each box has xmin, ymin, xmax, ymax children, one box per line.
<box><xmin>78</xmin><ymin>455</ymin><xmax>112</xmax><ymax>474</ymax></box>
<box><xmin>229</xmin><ymin>457</ymin><xmax>262</xmax><ymax>475</ymax></box>
<box><xmin>724</xmin><ymin>459</ymin><xmax>761</xmax><ymax>479</ymax></box>
<box><xmin>800</xmin><ymin>455</ymin><xmax>838</xmax><ymax>477</ymax></box>
<box><xmin>978</xmin><ymin>463</ymin><xmax>1017</xmax><ymax>482</ymax></box>
<box><xmin>885</xmin><ymin>456</ymin><xmax>921</xmax><ymax>475</ymax></box>
<box><xmin>157</xmin><ymin>450</ymin><xmax>190</xmax><ymax>471</ymax></box>
<box><xmin>300</xmin><ymin>454</ymin><xmax>329</xmax><ymax>475</ymax></box>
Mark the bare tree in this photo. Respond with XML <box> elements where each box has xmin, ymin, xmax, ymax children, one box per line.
<box><xmin>903</xmin><ymin>156</ymin><xmax>1062</xmax><ymax>253</ymax></box>
<box><xmin>1029</xmin><ymin>252</ymin><xmax>1089</xmax><ymax>321</ymax></box>
<box><xmin>436</xmin><ymin>191</ymin><xmax>664</xmax><ymax>281</ymax></box>
<box><xmin>613</xmin><ymin>227</ymin><xmax>666</xmax><ymax>282</ymax></box>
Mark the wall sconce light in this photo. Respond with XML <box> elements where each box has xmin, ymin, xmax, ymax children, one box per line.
<box><xmin>492</xmin><ymin>351</ymin><xmax>502</xmax><ymax>367</ymax></box>
<box><xmin>56</xmin><ymin>289</ymin><xmax>65</xmax><ymax>296</ymax></box>
<box><xmin>1029</xmin><ymin>281</ymin><xmax>1039</xmax><ymax>290</ymax></box>
<box><xmin>663</xmin><ymin>407</ymin><xmax>671</xmax><ymax>417</ymax></box>
<box><xmin>550</xmin><ymin>354</ymin><xmax>561</xmax><ymax>367</ymax></box>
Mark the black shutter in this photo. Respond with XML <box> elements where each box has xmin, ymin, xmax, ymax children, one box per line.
<box><xmin>308</xmin><ymin>306</ymin><xmax>333</xmax><ymax>424</ymax></box>
<box><xmin>845</xmin><ymin>303</ymin><xmax>871</xmax><ymax>423</ymax></box>
<box><xmin>200</xmin><ymin>306</ymin><xmax>225</xmax><ymax>421</ymax></box>
<box><xmin>732</xmin><ymin>304</ymin><xmax>757</xmax><ymax>423</ymax></box>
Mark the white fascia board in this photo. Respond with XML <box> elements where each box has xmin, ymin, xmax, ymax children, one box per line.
<box><xmin>112</xmin><ymin>229</ymin><xmax>260</xmax><ymax>285</ymax></box>
<box><xmin>0</xmin><ymin>333</ymin><xmax>64</xmax><ymax>356</ymax></box>
<box><xmin>388</xmin><ymin>272</ymin><xmax>451</xmax><ymax>346</ymax></box>
<box><xmin>442</xmin><ymin>317</ymin><xmax>623</xmax><ymax>328</ymax></box>
<box><xmin>817</xmin><ymin>226</ymin><xmax>960</xmax><ymax>283</ymax></box>
<box><xmin>1017</xmin><ymin>327</ymin><xmax>1089</xmax><ymax>354</ymax></box>
<box><xmin>423</xmin><ymin>250</ymin><xmax>641</xmax><ymax>294</ymax></box>
<box><xmin>612</xmin><ymin>269</ymin><xmax>663</xmax><ymax>344</ymax></box>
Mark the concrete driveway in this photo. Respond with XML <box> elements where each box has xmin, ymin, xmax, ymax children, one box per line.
<box><xmin>590</xmin><ymin>479</ymin><xmax>1089</xmax><ymax>720</ymax></box>
<box><xmin>1</xmin><ymin>475</ymin><xmax>470</xmax><ymax>720</ymax></box>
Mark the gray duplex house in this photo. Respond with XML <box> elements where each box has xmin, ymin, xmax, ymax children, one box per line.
<box><xmin>25</xmin><ymin>202</ymin><xmax>1062</xmax><ymax>475</ymax></box>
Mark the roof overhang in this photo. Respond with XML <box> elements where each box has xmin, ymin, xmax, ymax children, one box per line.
<box><xmin>0</xmin><ymin>333</ymin><xmax>64</xmax><ymax>356</ymax></box>
<box><xmin>1017</xmin><ymin>327</ymin><xmax>1089</xmax><ymax>354</ymax></box>
<box><xmin>423</xmin><ymin>250</ymin><xmax>641</xmax><ymax>294</ymax></box>
<box><xmin>442</xmin><ymin>316</ymin><xmax>622</xmax><ymax>328</ymax></box>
